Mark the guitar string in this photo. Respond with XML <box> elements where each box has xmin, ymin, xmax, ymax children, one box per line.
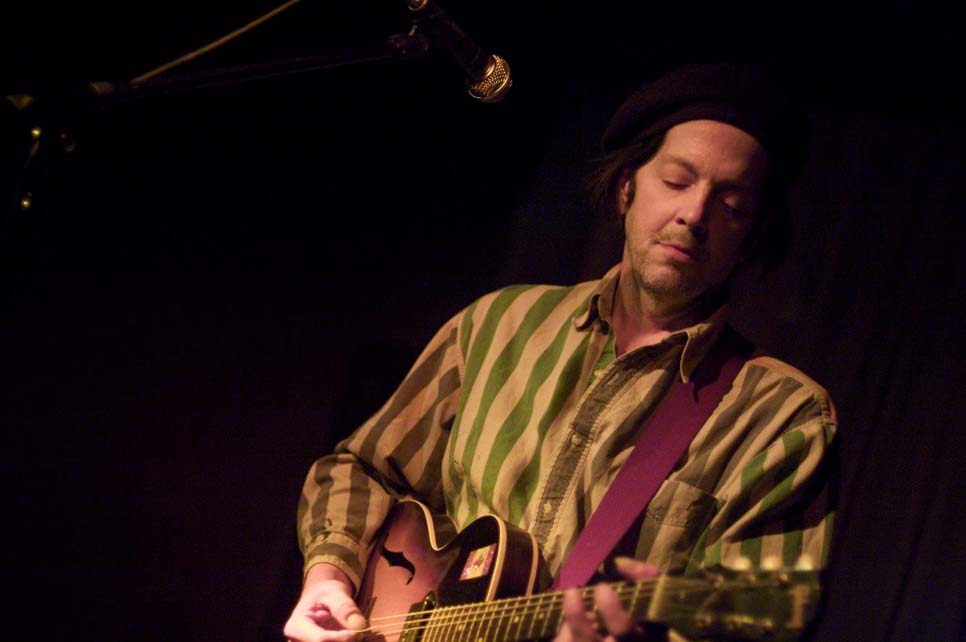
<box><xmin>357</xmin><ymin>603</ymin><xmax>705</xmax><ymax>642</ymax></box>
<box><xmin>357</xmin><ymin>573</ymin><xmax>808</xmax><ymax>642</ymax></box>
<box><xmin>353</xmin><ymin>579</ymin><xmax>702</xmax><ymax>639</ymax></box>
<box><xmin>359</xmin><ymin>581</ymin><xmax>660</xmax><ymax>627</ymax></box>
<box><xmin>357</xmin><ymin>600</ymin><xmax>700</xmax><ymax>642</ymax></box>
<box><xmin>360</xmin><ymin>578</ymin><xmax>678</xmax><ymax>624</ymax></box>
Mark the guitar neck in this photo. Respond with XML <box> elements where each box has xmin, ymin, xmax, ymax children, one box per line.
<box><xmin>402</xmin><ymin>572</ymin><xmax>816</xmax><ymax>642</ymax></box>
<box><xmin>416</xmin><ymin>578</ymin><xmax>670</xmax><ymax>642</ymax></box>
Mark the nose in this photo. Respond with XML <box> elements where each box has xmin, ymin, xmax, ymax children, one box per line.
<box><xmin>674</xmin><ymin>186</ymin><xmax>712</xmax><ymax>238</ymax></box>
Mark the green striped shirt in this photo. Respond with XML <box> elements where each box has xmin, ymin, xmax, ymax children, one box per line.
<box><xmin>297</xmin><ymin>266</ymin><xmax>836</xmax><ymax>588</ymax></box>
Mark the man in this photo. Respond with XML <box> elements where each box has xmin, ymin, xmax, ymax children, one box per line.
<box><xmin>284</xmin><ymin>63</ymin><xmax>836</xmax><ymax>642</ymax></box>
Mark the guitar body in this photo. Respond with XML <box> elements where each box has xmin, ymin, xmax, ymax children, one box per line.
<box><xmin>357</xmin><ymin>499</ymin><xmax>546</xmax><ymax>642</ymax></box>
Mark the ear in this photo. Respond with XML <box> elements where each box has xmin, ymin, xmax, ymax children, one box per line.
<box><xmin>617</xmin><ymin>171</ymin><xmax>634</xmax><ymax>215</ymax></box>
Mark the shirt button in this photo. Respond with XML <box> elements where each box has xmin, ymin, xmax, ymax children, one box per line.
<box><xmin>570</xmin><ymin>434</ymin><xmax>583</xmax><ymax>448</ymax></box>
<box><xmin>542</xmin><ymin>501</ymin><xmax>553</xmax><ymax>515</ymax></box>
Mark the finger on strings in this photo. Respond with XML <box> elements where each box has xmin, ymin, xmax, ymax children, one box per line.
<box><xmin>594</xmin><ymin>583</ymin><xmax>634</xmax><ymax>638</ymax></box>
<box><xmin>562</xmin><ymin>587</ymin><xmax>597</xmax><ymax>642</ymax></box>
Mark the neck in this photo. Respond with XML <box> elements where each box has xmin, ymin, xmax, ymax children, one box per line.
<box><xmin>611</xmin><ymin>269</ymin><xmax>724</xmax><ymax>356</ymax></box>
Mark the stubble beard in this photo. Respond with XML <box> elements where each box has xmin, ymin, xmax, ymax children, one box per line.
<box><xmin>632</xmin><ymin>243</ymin><xmax>703</xmax><ymax>308</ymax></box>
<box><xmin>631</xmin><ymin>243</ymin><xmax>736</xmax><ymax>323</ymax></box>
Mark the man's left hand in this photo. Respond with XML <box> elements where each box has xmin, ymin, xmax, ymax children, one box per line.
<box><xmin>554</xmin><ymin>557</ymin><xmax>663</xmax><ymax>642</ymax></box>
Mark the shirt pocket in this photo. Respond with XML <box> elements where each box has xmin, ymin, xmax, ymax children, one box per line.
<box><xmin>645</xmin><ymin>479</ymin><xmax>720</xmax><ymax>527</ymax></box>
<box><xmin>633</xmin><ymin>479</ymin><xmax>721</xmax><ymax>571</ymax></box>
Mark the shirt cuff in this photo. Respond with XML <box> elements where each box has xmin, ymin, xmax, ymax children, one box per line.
<box><xmin>303</xmin><ymin>531</ymin><xmax>367</xmax><ymax>591</ymax></box>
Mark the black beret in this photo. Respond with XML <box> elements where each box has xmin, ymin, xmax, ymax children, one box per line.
<box><xmin>601</xmin><ymin>63</ymin><xmax>809</xmax><ymax>180</ymax></box>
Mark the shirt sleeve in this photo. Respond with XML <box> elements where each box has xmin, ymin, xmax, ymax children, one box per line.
<box><xmin>691</xmin><ymin>376</ymin><xmax>838</xmax><ymax>573</ymax></box>
<box><xmin>610</xmin><ymin>355</ymin><xmax>837</xmax><ymax>582</ymax></box>
<box><xmin>295</xmin><ymin>310</ymin><xmax>466</xmax><ymax>589</ymax></box>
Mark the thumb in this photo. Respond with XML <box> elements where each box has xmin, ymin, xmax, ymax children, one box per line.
<box><xmin>614</xmin><ymin>556</ymin><xmax>659</xmax><ymax>580</ymax></box>
<box><xmin>328</xmin><ymin>591</ymin><xmax>368</xmax><ymax>630</ymax></box>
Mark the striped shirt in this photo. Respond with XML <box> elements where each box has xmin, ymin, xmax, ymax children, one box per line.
<box><xmin>297</xmin><ymin>265</ymin><xmax>836</xmax><ymax>589</ymax></box>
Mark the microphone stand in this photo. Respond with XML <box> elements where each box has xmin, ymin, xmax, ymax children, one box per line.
<box><xmin>4</xmin><ymin>30</ymin><xmax>431</xmax><ymax>216</ymax></box>
<box><xmin>76</xmin><ymin>33</ymin><xmax>430</xmax><ymax>106</ymax></box>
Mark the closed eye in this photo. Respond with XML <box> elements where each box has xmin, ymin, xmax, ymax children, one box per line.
<box><xmin>662</xmin><ymin>180</ymin><xmax>688</xmax><ymax>191</ymax></box>
<box><xmin>723</xmin><ymin>201</ymin><xmax>751</xmax><ymax>220</ymax></box>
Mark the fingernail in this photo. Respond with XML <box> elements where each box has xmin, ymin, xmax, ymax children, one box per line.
<box><xmin>347</xmin><ymin>613</ymin><xmax>367</xmax><ymax>630</ymax></box>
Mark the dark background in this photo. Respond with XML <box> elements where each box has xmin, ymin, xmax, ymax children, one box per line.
<box><xmin>3</xmin><ymin>2</ymin><xmax>964</xmax><ymax>641</ymax></box>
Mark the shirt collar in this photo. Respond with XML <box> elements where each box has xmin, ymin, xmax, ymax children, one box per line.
<box><xmin>676</xmin><ymin>305</ymin><xmax>730</xmax><ymax>383</ymax></box>
<box><xmin>573</xmin><ymin>264</ymin><xmax>731</xmax><ymax>383</ymax></box>
<box><xmin>573</xmin><ymin>265</ymin><xmax>621</xmax><ymax>331</ymax></box>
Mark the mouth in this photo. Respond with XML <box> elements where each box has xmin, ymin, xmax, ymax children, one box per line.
<box><xmin>658</xmin><ymin>242</ymin><xmax>699</xmax><ymax>261</ymax></box>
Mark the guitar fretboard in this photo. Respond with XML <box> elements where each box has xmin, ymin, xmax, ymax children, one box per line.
<box><xmin>397</xmin><ymin>579</ymin><xmax>680</xmax><ymax>642</ymax></box>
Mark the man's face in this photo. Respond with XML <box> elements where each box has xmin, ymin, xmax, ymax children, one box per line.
<box><xmin>620</xmin><ymin>119</ymin><xmax>769</xmax><ymax>307</ymax></box>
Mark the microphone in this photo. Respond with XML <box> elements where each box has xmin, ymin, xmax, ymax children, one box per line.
<box><xmin>408</xmin><ymin>0</ymin><xmax>512</xmax><ymax>103</ymax></box>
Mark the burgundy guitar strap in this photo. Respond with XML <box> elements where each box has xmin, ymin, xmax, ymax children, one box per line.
<box><xmin>552</xmin><ymin>329</ymin><xmax>753</xmax><ymax>589</ymax></box>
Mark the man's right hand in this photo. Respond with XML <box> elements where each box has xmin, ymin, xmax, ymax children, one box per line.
<box><xmin>284</xmin><ymin>563</ymin><xmax>368</xmax><ymax>642</ymax></box>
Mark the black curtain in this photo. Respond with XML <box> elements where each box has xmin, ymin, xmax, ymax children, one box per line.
<box><xmin>3</xmin><ymin>2</ymin><xmax>963</xmax><ymax>641</ymax></box>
